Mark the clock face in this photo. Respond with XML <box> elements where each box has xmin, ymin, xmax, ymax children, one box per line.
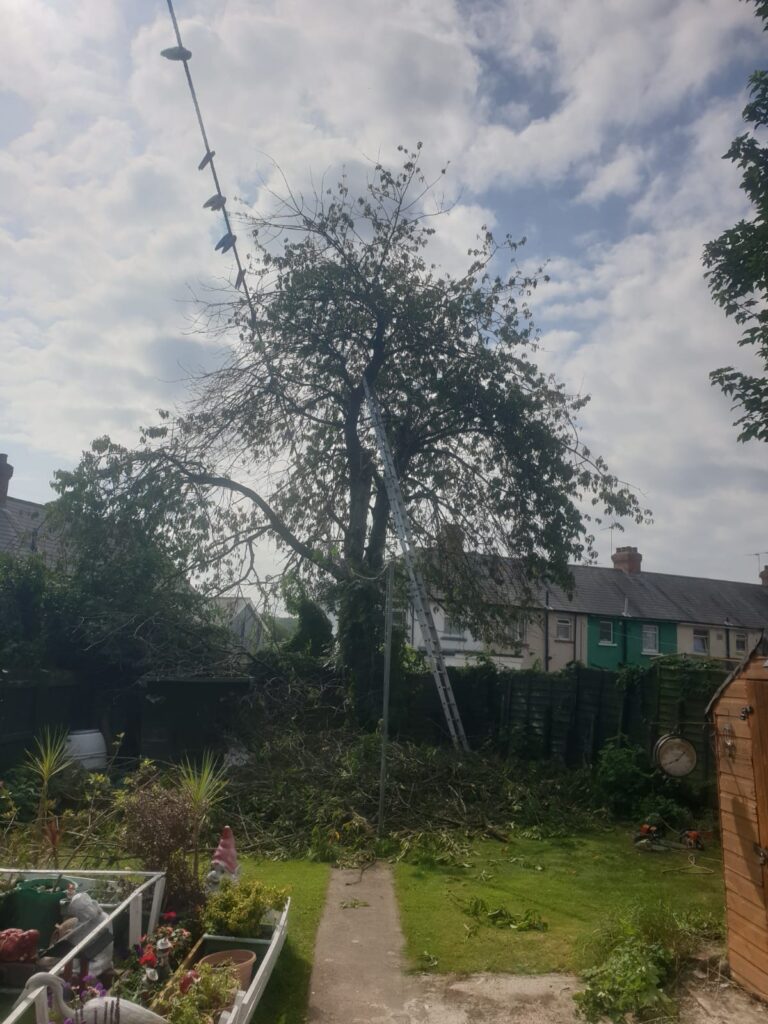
<box><xmin>655</xmin><ymin>735</ymin><xmax>697</xmax><ymax>778</ymax></box>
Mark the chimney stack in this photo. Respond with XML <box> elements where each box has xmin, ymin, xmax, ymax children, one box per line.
<box><xmin>760</xmin><ymin>565</ymin><xmax>768</xmax><ymax>587</ymax></box>
<box><xmin>612</xmin><ymin>545</ymin><xmax>642</xmax><ymax>574</ymax></box>
<box><xmin>0</xmin><ymin>454</ymin><xmax>12</xmax><ymax>505</ymax></box>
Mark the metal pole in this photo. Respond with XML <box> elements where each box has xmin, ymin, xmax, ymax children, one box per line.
<box><xmin>378</xmin><ymin>562</ymin><xmax>395</xmax><ymax>837</ymax></box>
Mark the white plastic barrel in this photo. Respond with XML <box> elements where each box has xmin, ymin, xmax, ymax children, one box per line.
<box><xmin>66</xmin><ymin>729</ymin><xmax>107</xmax><ymax>770</ymax></box>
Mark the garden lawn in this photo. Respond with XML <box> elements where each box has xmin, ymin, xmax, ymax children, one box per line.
<box><xmin>240</xmin><ymin>858</ymin><xmax>330</xmax><ymax>1024</ymax></box>
<box><xmin>394</xmin><ymin>829</ymin><xmax>724</xmax><ymax>975</ymax></box>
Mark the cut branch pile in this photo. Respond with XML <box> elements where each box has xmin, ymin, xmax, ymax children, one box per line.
<box><xmin>221</xmin><ymin>727</ymin><xmax>603</xmax><ymax>863</ymax></box>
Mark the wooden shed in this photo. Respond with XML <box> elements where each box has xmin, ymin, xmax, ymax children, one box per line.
<box><xmin>708</xmin><ymin>637</ymin><xmax>768</xmax><ymax>999</ymax></box>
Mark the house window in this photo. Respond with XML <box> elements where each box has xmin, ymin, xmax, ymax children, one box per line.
<box><xmin>598</xmin><ymin>620</ymin><xmax>614</xmax><ymax>645</ymax></box>
<box><xmin>692</xmin><ymin>629</ymin><xmax>710</xmax><ymax>654</ymax></box>
<box><xmin>513</xmin><ymin>617</ymin><xmax>528</xmax><ymax>643</ymax></box>
<box><xmin>555</xmin><ymin>617</ymin><xmax>573</xmax><ymax>641</ymax></box>
<box><xmin>642</xmin><ymin>624</ymin><xmax>659</xmax><ymax>655</ymax></box>
<box><xmin>442</xmin><ymin>614</ymin><xmax>464</xmax><ymax>639</ymax></box>
<box><xmin>734</xmin><ymin>632</ymin><xmax>748</xmax><ymax>656</ymax></box>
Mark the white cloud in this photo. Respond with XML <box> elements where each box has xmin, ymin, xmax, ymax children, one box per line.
<box><xmin>577</xmin><ymin>144</ymin><xmax>648</xmax><ymax>204</ymax></box>
<box><xmin>0</xmin><ymin>0</ymin><xmax>766</xmax><ymax>585</ymax></box>
<box><xmin>536</xmin><ymin>102</ymin><xmax>766</xmax><ymax>582</ymax></box>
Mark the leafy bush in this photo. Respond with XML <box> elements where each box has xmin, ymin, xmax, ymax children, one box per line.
<box><xmin>120</xmin><ymin>771</ymin><xmax>203</xmax><ymax>912</ymax></box>
<box><xmin>121</xmin><ymin>782</ymin><xmax>195</xmax><ymax>867</ymax></box>
<box><xmin>202</xmin><ymin>878</ymin><xmax>288</xmax><ymax>937</ymax></box>
<box><xmin>636</xmin><ymin>794</ymin><xmax>691</xmax><ymax>831</ymax></box>
<box><xmin>574</xmin><ymin>900</ymin><xmax>724</xmax><ymax>1022</ymax></box>
<box><xmin>575</xmin><ymin>937</ymin><xmax>674</xmax><ymax>1022</ymax></box>
<box><xmin>594</xmin><ymin>741</ymin><xmax>653</xmax><ymax>816</ymax></box>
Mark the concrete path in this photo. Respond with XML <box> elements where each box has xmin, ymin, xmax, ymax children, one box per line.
<box><xmin>307</xmin><ymin>863</ymin><xmax>414</xmax><ymax>1024</ymax></box>
<box><xmin>306</xmin><ymin>862</ymin><xmax>581</xmax><ymax>1024</ymax></box>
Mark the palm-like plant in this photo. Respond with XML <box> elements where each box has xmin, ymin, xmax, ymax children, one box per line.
<box><xmin>25</xmin><ymin>728</ymin><xmax>72</xmax><ymax>865</ymax></box>
<box><xmin>177</xmin><ymin>751</ymin><xmax>228</xmax><ymax>879</ymax></box>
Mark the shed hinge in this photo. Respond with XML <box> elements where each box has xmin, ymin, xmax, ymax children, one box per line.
<box><xmin>754</xmin><ymin>843</ymin><xmax>768</xmax><ymax>866</ymax></box>
<box><xmin>740</xmin><ymin>705</ymin><xmax>754</xmax><ymax>721</ymax></box>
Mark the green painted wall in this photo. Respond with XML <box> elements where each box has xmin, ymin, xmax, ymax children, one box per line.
<box><xmin>586</xmin><ymin>617</ymin><xmax>676</xmax><ymax>669</ymax></box>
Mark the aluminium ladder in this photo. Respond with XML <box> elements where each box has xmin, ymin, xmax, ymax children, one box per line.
<box><xmin>363</xmin><ymin>378</ymin><xmax>469</xmax><ymax>751</ymax></box>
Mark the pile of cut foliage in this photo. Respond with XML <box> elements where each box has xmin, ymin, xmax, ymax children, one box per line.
<box><xmin>221</xmin><ymin>727</ymin><xmax>603</xmax><ymax>863</ymax></box>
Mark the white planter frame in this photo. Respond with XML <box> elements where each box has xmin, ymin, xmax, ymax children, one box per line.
<box><xmin>0</xmin><ymin>868</ymin><xmax>166</xmax><ymax>1024</ymax></box>
<box><xmin>216</xmin><ymin>898</ymin><xmax>290</xmax><ymax>1024</ymax></box>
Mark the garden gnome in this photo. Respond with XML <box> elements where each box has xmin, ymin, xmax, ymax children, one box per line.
<box><xmin>205</xmin><ymin>825</ymin><xmax>239</xmax><ymax>891</ymax></box>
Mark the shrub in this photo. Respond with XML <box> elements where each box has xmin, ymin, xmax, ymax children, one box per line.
<box><xmin>120</xmin><ymin>777</ymin><xmax>203</xmax><ymax>912</ymax></box>
<box><xmin>594</xmin><ymin>741</ymin><xmax>652</xmax><ymax>817</ymax></box>
<box><xmin>121</xmin><ymin>783</ymin><xmax>195</xmax><ymax>868</ymax></box>
<box><xmin>574</xmin><ymin>900</ymin><xmax>724</xmax><ymax>1022</ymax></box>
<box><xmin>635</xmin><ymin>794</ymin><xmax>691</xmax><ymax>831</ymax></box>
<box><xmin>202</xmin><ymin>878</ymin><xmax>288</xmax><ymax>937</ymax></box>
<box><xmin>575</xmin><ymin>937</ymin><xmax>673</xmax><ymax>1023</ymax></box>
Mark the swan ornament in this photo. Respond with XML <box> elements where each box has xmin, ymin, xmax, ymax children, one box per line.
<box><xmin>15</xmin><ymin>973</ymin><xmax>168</xmax><ymax>1024</ymax></box>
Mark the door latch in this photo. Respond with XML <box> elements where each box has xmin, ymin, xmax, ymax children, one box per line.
<box><xmin>740</xmin><ymin>705</ymin><xmax>754</xmax><ymax>720</ymax></box>
<box><xmin>754</xmin><ymin>843</ymin><xmax>768</xmax><ymax>865</ymax></box>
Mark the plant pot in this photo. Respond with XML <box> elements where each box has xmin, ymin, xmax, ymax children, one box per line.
<box><xmin>197</xmin><ymin>948</ymin><xmax>256</xmax><ymax>990</ymax></box>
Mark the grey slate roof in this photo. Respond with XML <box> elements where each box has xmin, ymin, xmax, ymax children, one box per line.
<box><xmin>436</xmin><ymin>552</ymin><xmax>768</xmax><ymax>629</ymax></box>
<box><xmin>0</xmin><ymin>497</ymin><xmax>61</xmax><ymax>564</ymax></box>
<box><xmin>542</xmin><ymin>565</ymin><xmax>768</xmax><ymax>628</ymax></box>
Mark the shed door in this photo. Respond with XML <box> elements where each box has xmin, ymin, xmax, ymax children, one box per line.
<box><xmin>715</xmin><ymin>671</ymin><xmax>768</xmax><ymax>998</ymax></box>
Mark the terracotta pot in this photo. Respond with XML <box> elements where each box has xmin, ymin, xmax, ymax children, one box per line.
<box><xmin>197</xmin><ymin>948</ymin><xmax>256</xmax><ymax>990</ymax></box>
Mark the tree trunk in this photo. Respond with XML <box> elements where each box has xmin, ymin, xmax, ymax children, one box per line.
<box><xmin>337</xmin><ymin>570</ymin><xmax>385</xmax><ymax>727</ymax></box>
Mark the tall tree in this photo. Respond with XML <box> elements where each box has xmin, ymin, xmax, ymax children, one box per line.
<box><xmin>704</xmin><ymin>0</ymin><xmax>768</xmax><ymax>442</ymax></box>
<box><xmin>59</xmin><ymin>147</ymin><xmax>647</xmax><ymax>717</ymax></box>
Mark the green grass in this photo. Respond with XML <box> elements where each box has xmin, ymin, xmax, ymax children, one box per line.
<box><xmin>394</xmin><ymin>829</ymin><xmax>724</xmax><ymax>975</ymax></box>
<box><xmin>240</xmin><ymin>858</ymin><xmax>330</xmax><ymax>1024</ymax></box>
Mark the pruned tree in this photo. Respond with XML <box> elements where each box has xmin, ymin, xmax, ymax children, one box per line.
<box><xmin>704</xmin><ymin>0</ymin><xmax>768</xmax><ymax>442</ymax></box>
<box><xmin>58</xmin><ymin>146</ymin><xmax>648</xmax><ymax>719</ymax></box>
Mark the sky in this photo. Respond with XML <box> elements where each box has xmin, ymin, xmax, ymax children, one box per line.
<box><xmin>0</xmin><ymin>0</ymin><xmax>766</xmax><ymax>585</ymax></box>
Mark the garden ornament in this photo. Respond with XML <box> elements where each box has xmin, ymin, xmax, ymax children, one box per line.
<box><xmin>59</xmin><ymin>891</ymin><xmax>114</xmax><ymax>976</ymax></box>
<box><xmin>0</xmin><ymin>928</ymin><xmax>39</xmax><ymax>962</ymax></box>
<box><xmin>15</xmin><ymin>973</ymin><xmax>168</xmax><ymax>1024</ymax></box>
<box><xmin>206</xmin><ymin>825</ymin><xmax>239</xmax><ymax>891</ymax></box>
<box><xmin>155</xmin><ymin>935</ymin><xmax>172</xmax><ymax>980</ymax></box>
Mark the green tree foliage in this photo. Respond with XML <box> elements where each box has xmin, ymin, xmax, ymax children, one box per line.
<box><xmin>48</xmin><ymin>452</ymin><xmax>236</xmax><ymax>681</ymax></box>
<box><xmin>282</xmin><ymin>574</ymin><xmax>333</xmax><ymax>658</ymax></box>
<box><xmin>704</xmin><ymin>1</ymin><xmax>768</xmax><ymax>442</ymax></box>
<box><xmin>55</xmin><ymin>147</ymin><xmax>647</xmax><ymax>715</ymax></box>
<box><xmin>0</xmin><ymin>468</ymin><xmax>234</xmax><ymax>683</ymax></box>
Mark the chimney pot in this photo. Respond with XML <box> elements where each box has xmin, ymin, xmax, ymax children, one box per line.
<box><xmin>612</xmin><ymin>545</ymin><xmax>642</xmax><ymax>574</ymax></box>
<box><xmin>0</xmin><ymin>454</ymin><xmax>13</xmax><ymax>505</ymax></box>
<box><xmin>760</xmin><ymin>565</ymin><xmax>768</xmax><ymax>587</ymax></box>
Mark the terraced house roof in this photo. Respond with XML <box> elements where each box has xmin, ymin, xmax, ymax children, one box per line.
<box><xmin>543</xmin><ymin>565</ymin><xmax>768</xmax><ymax>628</ymax></box>
<box><xmin>433</xmin><ymin>547</ymin><xmax>768</xmax><ymax>630</ymax></box>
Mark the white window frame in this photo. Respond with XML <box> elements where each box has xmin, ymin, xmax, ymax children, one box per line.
<box><xmin>692</xmin><ymin>628</ymin><xmax>710</xmax><ymax>654</ymax></box>
<box><xmin>598</xmin><ymin>620</ymin><xmax>614</xmax><ymax>645</ymax></box>
<box><xmin>641</xmin><ymin>624</ymin><xmax>659</xmax><ymax>655</ymax></box>
<box><xmin>513</xmin><ymin>616</ymin><xmax>528</xmax><ymax>643</ymax></box>
<box><xmin>442</xmin><ymin>613</ymin><xmax>465</xmax><ymax>640</ymax></box>
<box><xmin>555</xmin><ymin>617</ymin><xmax>573</xmax><ymax>642</ymax></box>
<box><xmin>734</xmin><ymin>631</ymin><xmax>748</xmax><ymax>656</ymax></box>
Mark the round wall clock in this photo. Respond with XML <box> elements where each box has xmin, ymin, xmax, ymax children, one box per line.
<box><xmin>653</xmin><ymin>734</ymin><xmax>697</xmax><ymax>778</ymax></box>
